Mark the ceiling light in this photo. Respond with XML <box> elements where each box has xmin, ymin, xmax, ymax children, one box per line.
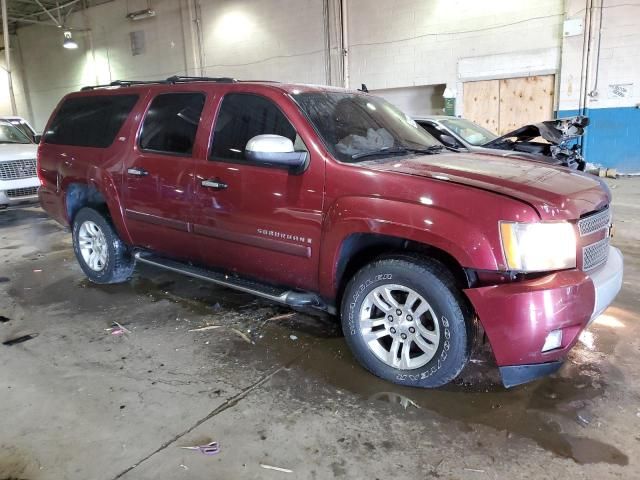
<box><xmin>127</xmin><ymin>8</ymin><xmax>156</xmax><ymax>21</ymax></box>
<box><xmin>63</xmin><ymin>31</ymin><xmax>78</xmax><ymax>49</ymax></box>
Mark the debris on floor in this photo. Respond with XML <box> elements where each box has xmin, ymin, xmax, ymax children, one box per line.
<box><xmin>3</xmin><ymin>333</ymin><xmax>39</xmax><ymax>346</ymax></box>
<box><xmin>211</xmin><ymin>302</ymin><xmax>222</xmax><ymax>312</ymax></box>
<box><xmin>262</xmin><ymin>312</ymin><xmax>296</xmax><ymax>326</ymax></box>
<box><xmin>179</xmin><ymin>441</ymin><xmax>220</xmax><ymax>456</ymax></box>
<box><xmin>0</xmin><ymin>315</ymin><xmax>10</xmax><ymax>323</ymax></box>
<box><xmin>188</xmin><ymin>325</ymin><xmax>223</xmax><ymax>333</ymax></box>
<box><xmin>231</xmin><ymin>328</ymin><xmax>253</xmax><ymax>344</ymax></box>
<box><xmin>105</xmin><ymin>321</ymin><xmax>132</xmax><ymax>336</ymax></box>
<box><xmin>576</xmin><ymin>409</ymin><xmax>593</xmax><ymax>427</ymax></box>
<box><xmin>260</xmin><ymin>464</ymin><xmax>293</xmax><ymax>474</ymax></box>
<box><xmin>289</xmin><ymin>335</ymin><xmax>298</xmax><ymax>341</ymax></box>
<box><xmin>0</xmin><ymin>276</ymin><xmax>9</xmax><ymax>283</ymax></box>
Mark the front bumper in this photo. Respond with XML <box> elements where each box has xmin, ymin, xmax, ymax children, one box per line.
<box><xmin>465</xmin><ymin>246</ymin><xmax>623</xmax><ymax>387</ymax></box>
<box><xmin>0</xmin><ymin>176</ymin><xmax>40</xmax><ymax>207</ymax></box>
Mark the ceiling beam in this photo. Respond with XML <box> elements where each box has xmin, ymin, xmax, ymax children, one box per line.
<box><xmin>33</xmin><ymin>0</ymin><xmax>61</xmax><ymax>26</ymax></box>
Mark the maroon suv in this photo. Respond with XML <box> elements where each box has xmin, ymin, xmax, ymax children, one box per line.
<box><xmin>37</xmin><ymin>76</ymin><xmax>623</xmax><ymax>388</ymax></box>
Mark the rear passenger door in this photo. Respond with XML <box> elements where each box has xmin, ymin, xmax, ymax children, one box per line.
<box><xmin>121</xmin><ymin>91</ymin><xmax>206</xmax><ymax>260</ymax></box>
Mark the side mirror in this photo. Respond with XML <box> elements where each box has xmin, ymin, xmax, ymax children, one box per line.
<box><xmin>245</xmin><ymin>134</ymin><xmax>308</xmax><ymax>171</ymax></box>
<box><xmin>439</xmin><ymin>134</ymin><xmax>459</xmax><ymax>148</ymax></box>
<box><xmin>33</xmin><ymin>134</ymin><xmax>42</xmax><ymax>144</ymax></box>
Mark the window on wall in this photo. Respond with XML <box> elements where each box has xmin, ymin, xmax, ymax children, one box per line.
<box><xmin>43</xmin><ymin>94</ymin><xmax>139</xmax><ymax>148</ymax></box>
<box><xmin>139</xmin><ymin>93</ymin><xmax>205</xmax><ymax>155</ymax></box>
<box><xmin>210</xmin><ymin>93</ymin><xmax>304</xmax><ymax>162</ymax></box>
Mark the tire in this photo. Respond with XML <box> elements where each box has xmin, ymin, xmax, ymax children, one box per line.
<box><xmin>72</xmin><ymin>207</ymin><xmax>135</xmax><ymax>284</ymax></box>
<box><xmin>340</xmin><ymin>256</ymin><xmax>473</xmax><ymax>388</ymax></box>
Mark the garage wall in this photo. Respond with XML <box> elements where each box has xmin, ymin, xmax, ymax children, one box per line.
<box><xmin>13</xmin><ymin>0</ymin><xmax>329</xmax><ymax>130</ymax></box>
<box><xmin>6</xmin><ymin>0</ymin><xmax>640</xmax><ymax>171</ymax></box>
<box><xmin>346</xmin><ymin>0</ymin><xmax>565</xmax><ymax>94</ymax></box>
<box><xmin>198</xmin><ymin>0</ymin><xmax>326</xmax><ymax>82</ymax></box>
<box><xmin>0</xmin><ymin>37</ymin><xmax>32</xmax><ymax>121</ymax></box>
<box><xmin>558</xmin><ymin>0</ymin><xmax>640</xmax><ymax>172</ymax></box>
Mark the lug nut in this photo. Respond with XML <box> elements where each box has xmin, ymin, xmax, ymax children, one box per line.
<box><xmin>401</xmin><ymin>333</ymin><xmax>407</xmax><ymax>340</ymax></box>
<box><xmin>390</xmin><ymin>327</ymin><xmax>396</xmax><ymax>334</ymax></box>
<box><xmin>409</xmin><ymin>327</ymin><xmax>416</xmax><ymax>333</ymax></box>
<box><xmin>396</xmin><ymin>309</ymin><xmax>402</xmax><ymax>316</ymax></box>
<box><xmin>406</xmin><ymin>315</ymin><xmax>413</xmax><ymax>321</ymax></box>
<box><xmin>388</xmin><ymin>315</ymin><xmax>393</xmax><ymax>322</ymax></box>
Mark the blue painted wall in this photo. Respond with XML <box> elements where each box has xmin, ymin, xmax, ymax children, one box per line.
<box><xmin>557</xmin><ymin>107</ymin><xmax>640</xmax><ymax>172</ymax></box>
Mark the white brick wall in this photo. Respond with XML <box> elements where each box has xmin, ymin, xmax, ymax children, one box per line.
<box><xmin>9</xmin><ymin>0</ymin><xmax>639</xmax><ymax>131</ymax></box>
<box><xmin>559</xmin><ymin>0</ymin><xmax>640</xmax><ymax>111</ymax></box>
<box><xmin>347</xmin><ymin>0</ymin><xmax>565</xmax><ymax>92</ymax></box>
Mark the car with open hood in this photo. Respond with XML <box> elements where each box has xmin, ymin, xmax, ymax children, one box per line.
<box><xmin>37</xmin><ymin>77</ymin><xmax>622</xmax><ymax>389</ymax></box>
<box><xmin>415</xmin><ymin>115</ymin><xmax>588</xmax><ymax>171</ymax></box>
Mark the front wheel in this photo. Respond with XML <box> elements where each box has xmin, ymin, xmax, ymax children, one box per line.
<box><xmin>72</xmin><ymin>207</ymin><xmax>135</xmax><ymax>284</ymax></box>
<box><xmin>341</xmin><ymin>256</ymin><xmax>473</xmax><ymax>388</ymax></box>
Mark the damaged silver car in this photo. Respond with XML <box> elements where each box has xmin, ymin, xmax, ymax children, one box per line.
<box><xmin>414</xmin><ymin>115</ymin><xmax>588</xmax><ymax>171</ymax></box>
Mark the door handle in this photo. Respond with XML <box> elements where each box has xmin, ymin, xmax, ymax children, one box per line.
<box><xmin>201</xmin><ymin>179</ymin><xmax>228</xmax><ymax>190</ymax></box>
<box><xmin>127</xmin><ymin>167</ymin><xmax>149</xmax><ymax>177</ymax></box>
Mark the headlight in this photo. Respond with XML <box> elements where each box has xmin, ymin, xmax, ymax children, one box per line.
<box><xmin>499</xmin><ymin>221</ymin><xmax>577</xmax><ymax>272</ymax></box>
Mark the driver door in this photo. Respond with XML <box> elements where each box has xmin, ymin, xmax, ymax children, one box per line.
<box><xmin>191</xmin><ymin>90</ymin><xmax>325</xmax><ymax>291</ymax></box>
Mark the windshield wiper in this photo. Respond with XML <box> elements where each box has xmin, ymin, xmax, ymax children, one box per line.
<box><xmin>403</xmin><ymin>145</ymin><xmax>445</xmax><ymax>154</ymax></box>
<box><xmin>351</xmin><ymin>147</ymin><xmax>410</xmax><ymax>160</ymax></box>
<box><xmin>351</xmin><ymin>144</ymin><xmax>445</xmax><ymax>160</ymax></box>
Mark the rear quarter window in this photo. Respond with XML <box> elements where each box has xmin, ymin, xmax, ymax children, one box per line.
<box><xmin>43</xmin><ymin>94</ymin><xmax>139</xmax><ymax>148</ymax></box>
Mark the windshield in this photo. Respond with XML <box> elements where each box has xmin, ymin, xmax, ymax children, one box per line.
<box><xmin>293</xmin><ymin>92</ymin><xmax>441</xmax><ymax>162</ymax></box>
<box><xmin>439</xmin><ymin>118</ymin><xmax>498</xmax><ymax>146</ymax></box>
<box><xmin>0</xmin><ymin>122</ymin><xmax>32</xmax><ymax>144</ymax></box>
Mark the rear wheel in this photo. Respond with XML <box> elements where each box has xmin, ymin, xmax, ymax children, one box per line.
<box><xmin>340</xmin><ymin>256</ymin><xmax>473</xmax><ymax>388</ymax></box>
<box><xmin>72</xmin><ymin>207</ymin><xmax>134</xmax><ymax>284</ymax></box>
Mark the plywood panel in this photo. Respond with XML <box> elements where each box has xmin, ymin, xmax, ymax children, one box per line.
<box><xmin>463</xmin><ymin>80</ymin><xmax>500</xmax><ymax>134</ymax></box>
<box><xmin>498</xmin><ymin>75</ymin><xmax>555</xmax><ymax>134</ymax></box>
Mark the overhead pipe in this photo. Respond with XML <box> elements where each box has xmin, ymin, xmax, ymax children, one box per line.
<box><xmin>1</xmin><ymin>0</ymin><xmax>17</xmax><ymax>115</ymax></box>
<box><xmin>340</xmin><ymin>0</ymin><xmax>349</xmax><ymax>88</ymax></box>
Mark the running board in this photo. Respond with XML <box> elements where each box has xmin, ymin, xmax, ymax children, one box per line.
<box><xmin>134</xmin><ymin>252</ymin><xmax>326</xmax><ymax>310</ymax></box>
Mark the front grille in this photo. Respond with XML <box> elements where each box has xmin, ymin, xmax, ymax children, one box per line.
<box><xmin>6</xmin><ymin>186</ymin><xmax>38</xmax><ymax>198</ymax></box>
<box><xmin>583</xmin><ymin>237</ymin><xmax>610</xmax><ymax>271</ymax></box>
<box><xmin>0</xmin><ymin>159</ymin><xmax>37</xmax><ymax>180</ymax></box>
<box><xmin>578</xmin><ymin>207</ymin><xmax>611</xmax><ymax>237</ymax></box>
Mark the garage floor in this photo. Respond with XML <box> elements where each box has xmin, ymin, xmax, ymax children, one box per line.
<box><xmin>1</xmin><ymin>178</ymin><xmax>638</xmax><ymax>480</ymax></box>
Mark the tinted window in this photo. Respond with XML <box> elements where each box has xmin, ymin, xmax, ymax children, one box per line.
<box><xmin>439</xmin><ymin>118</ymin><xmax>497</xmax><ymax>146</ymax></box>
<box><xmin>0</xmin><ymin>122</ymin><xmax>31</xmax><ymax>144</ymax></box>
<box><xmin>140</xmin><ymin>93</ymin><xmax>205</xmax><ymax>155</ymax></box>
<box><xmin>44</xmin><ymin>95</ymin><xmax>138</xmax><ymax>148</ymax></box>
<box><xmin>211</xmin><ymin>94</ymin><xmax>299</xmax><ymax>162</ymax></box>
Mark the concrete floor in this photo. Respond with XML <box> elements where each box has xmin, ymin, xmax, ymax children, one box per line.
<box><xmin>1</xmin><ymin>178</ymin><xmax>638</xmax><ymax>480</ymax></box>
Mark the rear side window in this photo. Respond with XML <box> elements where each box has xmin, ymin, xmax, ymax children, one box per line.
<box><xmin>139</xmin><ymin>93</ymin><xmax>205</xmax><ymax>155</ymax></box>
<box><xmin>211</xmin><ymin>93</ymin><xmax>299</xmax><ymax>162</ymax></box>
<box><xmin>44</xmin><ymin>95</ymin><xmax>138</xmax><ymax>148</ymax></box>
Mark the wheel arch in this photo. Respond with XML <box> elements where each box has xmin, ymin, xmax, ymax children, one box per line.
<box><xmin>63</xmin><ymin>171</ymin><xmax>132</xmax><ymax>244</ymax></box>
<box><xmin>332</xmin><ymin>232</ymin><xmax>472</xmax><ymax>309</ymax></box>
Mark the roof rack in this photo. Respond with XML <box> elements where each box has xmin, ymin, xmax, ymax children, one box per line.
<box><xmin>81</xmin><ymin>75</ymin><xmax>239</xmax><ymax>91</ymax></box>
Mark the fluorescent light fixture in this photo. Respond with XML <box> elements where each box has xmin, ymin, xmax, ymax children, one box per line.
<box><xmin>63</xmin><ymin>31</ymin><xmax>78</xmax><ymax>49</ymax></box>
<box><xmin>127</xmin><ymin>8</ymin><xmax>156</xmax><ymax>21</ymax></box>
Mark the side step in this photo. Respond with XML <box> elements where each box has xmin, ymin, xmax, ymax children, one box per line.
<box><xmin>134</xmin><ymin>252</ymin><xmax>327</xmax><ymax>310</ymax></box>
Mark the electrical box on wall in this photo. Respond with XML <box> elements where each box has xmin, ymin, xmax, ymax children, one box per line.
<box><xmin>130</xmin><ymin>31</ymin><xmax>146</xmax><ymax>56</ymax></box>
<box><xmin>563</xmin><ymin>18</ymin><xmax>584</xmax><ymax>37</ymax></box>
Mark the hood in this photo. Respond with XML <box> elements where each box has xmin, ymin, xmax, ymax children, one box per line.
<box><xmin>0</xmin><ymin>143</ymin><xmax>38</xmax><ymax>161</ymax></box>
<box><xmin>485</xmin><ymin>116</ymin><xmax>589</xmax><ymax>147</ymax></box>
<box><xmin>363</xmin><ymin>151</ymin><xmax>609</xmax><ymax>220</ymax></box>
<box><xmin>483</xmin><ymin>116</ymin><xmax>589</xmax><ymax>170</ymax></box>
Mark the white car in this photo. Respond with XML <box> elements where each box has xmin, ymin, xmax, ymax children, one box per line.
<box><xmin>0</xmin><ymin>118</ymin><xmax>40</xmax><ymax>209</ymax></box>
